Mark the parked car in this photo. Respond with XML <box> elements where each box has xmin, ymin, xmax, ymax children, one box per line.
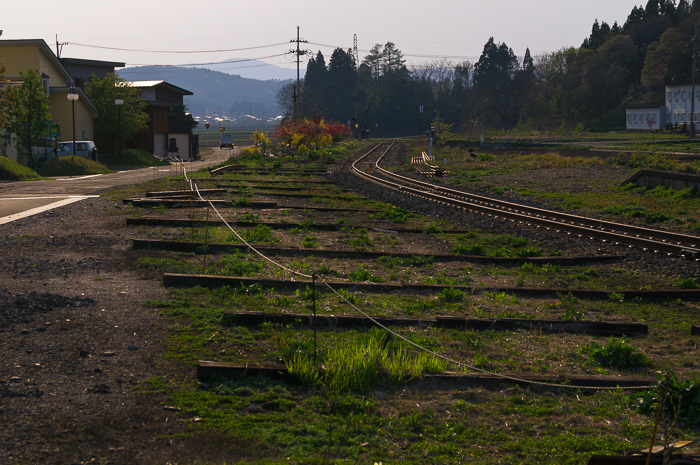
<box><xmin>56</xmin><ymin>141</ymin><xmax>98</xmax><ymax>161</ymax></box>
<box><xmin>219</xmin><ymin>133</ymin><xmax>234</xmax><ymax>149</ymax></box>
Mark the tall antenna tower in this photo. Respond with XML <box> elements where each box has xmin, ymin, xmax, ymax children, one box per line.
<box><xmin>353</xmin><ymin>34</ymin><xmax>359</xmax><ymax>67</ymax></box>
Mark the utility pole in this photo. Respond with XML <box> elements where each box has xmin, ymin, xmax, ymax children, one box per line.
<box><xmin>55</xmin><ymin>35</ymin><xmax>66</xmax><ymax>59</ymax></box>
<box><xmin>353</xmin><ymin>34</ymin><xmax>359</xmax><ymax>67</ymax></box>
<box><xmin>691</xmin><ymin>28</ymin><xmax>700</xmax><ymax>137</ymax></box>
<box><xmin>289</xmin><ymin>27</ymin><xmax>309</xmax><ymax>121</ymax></box>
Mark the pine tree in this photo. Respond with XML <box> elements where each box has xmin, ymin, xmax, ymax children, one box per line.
<box><xmin>522</xmin><ymin>48</ymin><xmax>534</xmax><ymax>72</ymax></box>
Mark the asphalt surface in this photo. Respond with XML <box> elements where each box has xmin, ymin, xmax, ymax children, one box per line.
<box><xmin>0</xmin><ymin>148</ymin><xmax>233</xmax><ymax>225</ymax></box>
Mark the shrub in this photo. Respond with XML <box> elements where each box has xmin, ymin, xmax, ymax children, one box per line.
<box><xmin>0</xmin><ymin>157</ymin><xmax>43</xmax><ymax>181</ymax></box>
<box><xmin>630</xmin><ymin>373</ymin><xmax>700</xmax><ymax>426</ymax></box>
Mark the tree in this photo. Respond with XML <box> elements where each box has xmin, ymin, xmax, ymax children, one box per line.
<box><xmin>326</xmin><ymin>48</ymin><xmax>358</xmax><ymax>122</ymax></box>
<box><xmin>0</xmin><ymin>58</ymin><xmax>8</xmax><ymax>131</ymax></box>
<box><xmin>473</xmin><ymin>38</ymin><xmax>521</xmax><ymax>129</ymax></box>
<box><xmin>361</xmin><ymin>43</ymin><xmax>384</xmax><ymax>83</ymax></box>
<box><xmin>276</xmin><ymin>82</ymin><xmax>296</xmax><ymax>118</ymax></box>
<box><xmin>3</xmin><ymin>70</ymin><xmax>52</xmax><ymax>168</ymax></box>
<box><xmin>301</xmin><ymin>51</ymin><xmax>327</xmax><ymax>117</ymax></box>
<box><xmin>85</xmin><ymin>73</ymin><xmax>148</xmax><ymax>153</ymax></box>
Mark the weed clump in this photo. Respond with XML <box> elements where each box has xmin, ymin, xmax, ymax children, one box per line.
<box><xmin>580</xmin><ymin>336</ymin><xmax>651</xmax><ymax>369</ymax></box>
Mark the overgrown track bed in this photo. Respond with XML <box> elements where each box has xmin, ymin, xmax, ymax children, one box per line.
<box><xmin>105</xmin><ymin>143</ymin><xmax>700</xmax><ymax>464</ymax></box>
<box><xmin>351</xmin><ymin>142</ymin><xmax>700</xmax><ymax>259</ymax></box>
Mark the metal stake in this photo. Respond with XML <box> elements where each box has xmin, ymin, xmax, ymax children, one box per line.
<box><xmin>312</xmin><ymin>273</ymin><xmax>317</xmax><ymax>366</ymax></box>
<box><xmin>203</xmin><ymin>199</ymin><xmax>210</xmax><ymax>274</ymax></box>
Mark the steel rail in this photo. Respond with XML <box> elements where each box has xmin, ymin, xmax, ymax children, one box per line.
<box><xmin>351</xmin><ymin>142</ymin><xmax>700</xmax><ymax>258</ymax></box>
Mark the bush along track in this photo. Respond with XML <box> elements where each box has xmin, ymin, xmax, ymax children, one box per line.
<box><xmin>112</xmin><ymin>142</ymin><xmax>700</xmax><ymax>464</ymax></box>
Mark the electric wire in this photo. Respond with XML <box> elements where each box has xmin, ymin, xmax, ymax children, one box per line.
<box><xmin>178</xmin><ymin>158</ymin><xmax>654</xmax><ymax>392</ymax></box>
<box><xmin>67</xmin><ymin>41</ymin><xmax>290</xmax><ymax>54</ymax></box>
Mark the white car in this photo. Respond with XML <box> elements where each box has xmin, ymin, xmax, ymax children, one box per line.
<box><xmin>56</xmin><ymin>141</ymin><xmax>98</xmax><ymax>160</ymax></box>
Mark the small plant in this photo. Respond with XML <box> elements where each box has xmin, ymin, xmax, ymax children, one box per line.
<box><xmin>318</xmin><ymin>263</ymin><xmax>339</xmax><ymax>277</ymax></box>
<box><xmin>516</xmin><ymin>275</ymin><xmax>525</xmax><ymax>286</ymax></box>
<box><xmin>514</xmin><ymin>247</ymin><xmax>543</xmax><ymax>258</ymax></box>
<box><xmin>451</xmin><ymin>244</ymin><xmax>486</xmax><ymax>256</ymax></box>
<box><xmin>376</xmin><ymin>206</ymin><xmax>412</xmax><ymax>224</ymax></box>
<box><xmin>580</xmin><ymin>336</ymin><xmax>651</xmax><ymax>369</ymax></box>
<box><xmin>608</xmin><ymin>292</ymin><xmax>625</xmax><ymax>303</ymax></box>
<box><xmin>218</xmin><ymin>251</ymin><xmax>263</xmax><ymax>277</ymax></box>
<box><xmin>301</xmin><ymin>235</ymin><xmax>318</xmax><ymax>248</ymax></box>
<box><xmin>347</xmin><ymin>266</ymin><xmax>383</xmax><ymax>283</ymax></box>
<box><xmin>349</xmin><ymin>234</ymin><xmax>373</xmax><ymax>250</ymax></box>
<box><xmin>675</xmin><ymin>277</ymin><xmax>700</xmax><ymax>289</ymax></box>
<box><xmin>336</xmin><ymin>288</ymin><xmax>356</xmax><ymax>304</ymax></box>
<box><xmin>439</xmin><ymin>286</ymin><xmax>464</xmax><ymax>303</ymax></box>
<box><xmin>423</xmin><ymin>225</ymin><xmax>443</xmax><ymax>234</ymax></box>
<box><xmin>484</xmin><ymin>291</ymin><xmax>517</xmax><ymax>305</ymax></box>
<box><xmin>243</xmin><ymin>224</ymin><xmax>276</xmax><ymax>243</ymax></box>
<box><xmin>295</xmin><ymin>285</ymin><xmax>315</xmax><ymax>301</ymax></box>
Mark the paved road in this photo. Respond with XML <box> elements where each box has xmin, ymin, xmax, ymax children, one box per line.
<box><xmin>0</xmin><ymin>148</ymin><xmax>234</xmax><ymax>225</ymax></box>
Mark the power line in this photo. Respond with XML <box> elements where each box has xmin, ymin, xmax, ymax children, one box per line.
<box><xmin>66</xmin><ymin>41</ymin><xmax>289</xmax><ymax>54</ymax></box>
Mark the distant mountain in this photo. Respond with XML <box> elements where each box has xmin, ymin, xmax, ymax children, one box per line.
<box><xmin>181</xmin><ymin>58</ymin><xmax>303</xmax><ymax>82</ymax></box>
<box><xmin>117</xmin><ymin>66</ymin><xmax>291</xmax><ymax>118</ymax></box>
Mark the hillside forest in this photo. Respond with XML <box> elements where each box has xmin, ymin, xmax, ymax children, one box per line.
<box><xmin>279</xmin><ymin>0</ymin><xmax>700</xmax><ymax>137</ymax></box>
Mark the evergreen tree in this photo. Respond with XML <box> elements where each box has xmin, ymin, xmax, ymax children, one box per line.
<box><xmin>382</xmin><ymin>42</ymin><xmax>406</xmax><ymax>74</ymax></box>
<box><xmin>522</xmin><ymin>48</ymin><xmax>534</xmax><ymax>72</ymax></box>
<box><xmin>301</xmin><ymin>51</ymin><xmax>327</xmax><ymax>117</ymax></box>
<box><xmin>326</xmin><ymin>48</ymin><xmax>358</xmax><ymax>122</ymax></box>
<box><xmin>361</xmin><ymin>44</ymin><xmax>384</xmax><ymax>82</ymax></box>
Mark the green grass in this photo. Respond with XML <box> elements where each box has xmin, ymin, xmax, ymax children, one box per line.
<box><xmin>0</xmin><ymin>156</ymin><xmax>44</xmax><ymax>181</ymax></box>
<box><xmin>36</xmin><ymin>156</ymin><xmax>112</xmax><ymax>176</ymax></box>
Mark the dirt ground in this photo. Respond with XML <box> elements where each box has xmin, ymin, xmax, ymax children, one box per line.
<box><xmin>0</xmin><ymin>150</ymin><xmax>248</xmax><ymax>464</ymax></box>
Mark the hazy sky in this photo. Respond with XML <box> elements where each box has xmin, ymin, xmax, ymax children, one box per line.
<box><xmin>7</xmin><ymin>0</ymin><xmax>642</xmax><ymax>75</ymax></box>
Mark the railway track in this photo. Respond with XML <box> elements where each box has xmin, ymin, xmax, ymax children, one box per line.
<box><xmin>351</xmin><ymin>141</ymin><xmax>700</xmax><ymax>259</ymax></box>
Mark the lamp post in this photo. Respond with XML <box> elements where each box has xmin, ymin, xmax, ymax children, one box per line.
<box><xmin>66</xmin><ymin>86</ymin><xmax>79</xmax><ymax>156</ymax></box>
<box><xmin>115</xmin><ymin>94</ymin><xmax>124</xmax><ymax>157</ymax></box>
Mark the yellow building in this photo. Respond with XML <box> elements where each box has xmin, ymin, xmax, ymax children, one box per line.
<box><xmin>0</xmin><ymin>39</ymin><xmax>98</xmax><ymax>163</ymax></box>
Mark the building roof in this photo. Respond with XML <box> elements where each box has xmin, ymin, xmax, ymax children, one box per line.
<box><xmin>626</xmin><ymin>104</ymin><xmax>665</xmax><ymax>110</ymax></box>
<box><xmin>0</xmin><ymin>39</ymin><xmax>74</xmax><ymax>83</ymax></box>
<box><xmin>126</xmin><ymin>80</ymin><xmax>193</xmax><ymax>96</ymax></box>
<box><xmin>59</xmin><ymin>57</ymin><xmax>126</xmax><ymax>68</ymax></box>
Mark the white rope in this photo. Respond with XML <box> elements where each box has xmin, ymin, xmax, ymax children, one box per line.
<box><xmin>176</xmin><ymin>161</ymin><xmax>653</xmax><ymax>392</ymax></box>
<box><xmin>183</xmin><ymin>166</ymin><xmax>313</xmax><ymax>280</ymax></box>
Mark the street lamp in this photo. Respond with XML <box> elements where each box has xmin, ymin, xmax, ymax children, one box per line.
<box><xmin>114</xmin><ymin>94</ymin><xmax>124</xmax><ymax>157</ymax></box>
<box><xmin>66</xmin><ymin>86</ymin><xmax>79</xmax><ymax>156</ymax></box>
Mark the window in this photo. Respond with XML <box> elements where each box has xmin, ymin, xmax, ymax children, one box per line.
<box><xmin>41</xmin><ymin>77</ymin><xmax>49</xmax><ymax>97</ymax></box>
<box><xmin>696</xmin><ymin>113</ymin><xmax>700</xmax><ymax>122</ymax></box>
<box><xmin>668</xmin><ymin>92</ymin><xmax>672</xmax><ymax>101</ymax></box>
<box><xmin>683</xmin><ymin>91</ymin><xmax>687</xmax><ymax>100</ymax></box>
<box><xmin>675</xmin><ymin>92</ymin><xmax>679</xmax><ymax>100</ymax></box>
<box><xmin>682</xmin><ymin>113</ymin><xmax>686</xmax><ymax>122</ymax></box>
<box><xmin>633</xmin><ymin>114</ymin><xmax>637</xmax><ymax>123</ymax></box>
<box><xmin>81</xmin><ymin>129</ymin><xmax>86</xmax><ymax>140</ymax></box>
<box><xmin>627</xmin><ymin>113</ymin><xmax>631</xmax><ymax>123</ymax></box>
